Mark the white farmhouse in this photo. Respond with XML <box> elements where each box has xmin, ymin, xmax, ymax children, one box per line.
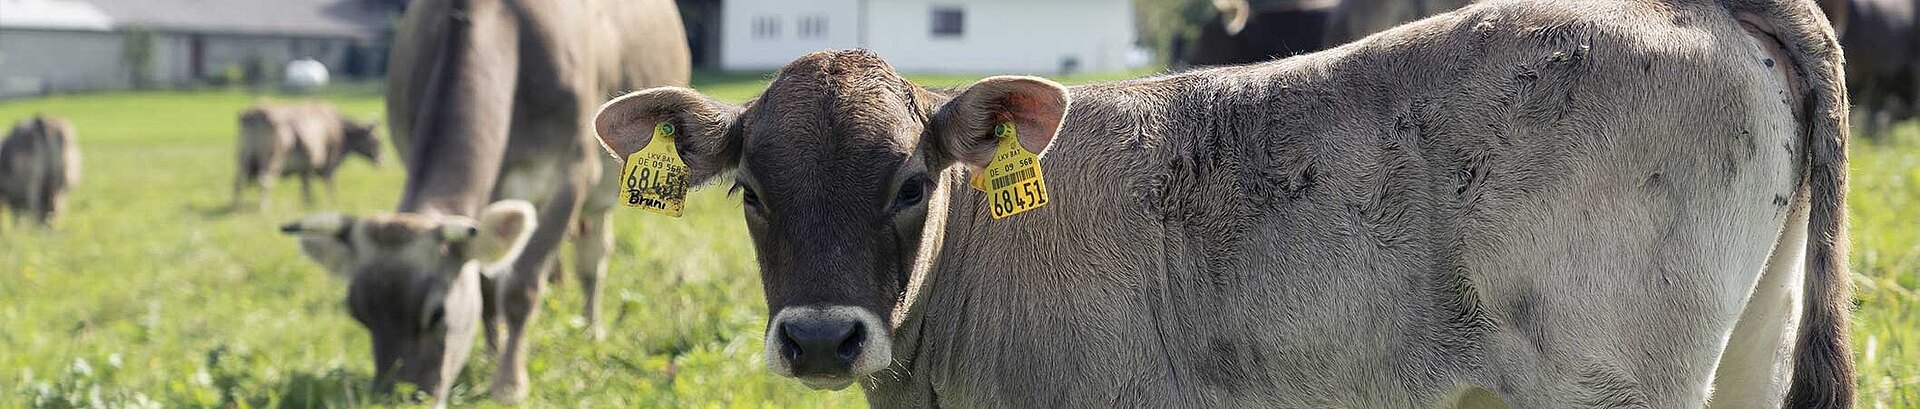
<box><xmin>0</xmin><ymin>0</ymin><xmax>395</xmax><ymax>98</ymax></box>
<box><xmin>717</xmin><ymin>0</ymin><xmax>1137</xmax><ymax>74</ymax></box>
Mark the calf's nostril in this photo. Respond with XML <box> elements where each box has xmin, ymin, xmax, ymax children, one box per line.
<box><xmin>836</xmin><ymin>323</ymin><xmax>865</xmax><ymax>362</ymax></box>
<box><xmin>778</xmin><ymin>317</ymin><xmax>862</xmax><ymax>374</ymax></box>
<box><xmin>779</xmin><ymin>323</ymin><xmax>803</xmax><ymax>362</ymax></box>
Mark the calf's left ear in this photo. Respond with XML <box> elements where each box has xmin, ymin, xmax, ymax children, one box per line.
<box><xmin>594</xmin><ymin>87</ymin><xmax>744</xmax><ymax>186</ymax></box>
<box><xmin>930</xmin><ymin>76</ymin><xmax>1071</xmax><ymax>170</ymax></box>
<box><xmin>440</xmin><ymin>199</ymin><xmax>537</xmax><ymax>267</ymax></box>
<box><xmin>281</xmin><ymin>213</ymin><xmax>358</xmax><ymax>279</ymax></box>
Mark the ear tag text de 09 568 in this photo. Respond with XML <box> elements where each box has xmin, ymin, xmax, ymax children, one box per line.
<box><xmin>978</xmin><ymin>122</ymin><xmax>1049</xmax><ymax>219</ymax></box>
<box><xmin>619</xmin><ymin>122</ymin><xmax>689</xmax><ymax>217</ymax></box>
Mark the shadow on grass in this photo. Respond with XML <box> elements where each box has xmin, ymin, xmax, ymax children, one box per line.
<box><xmin>188</xmin><ymin>202</ymin><xmax>244</xmax><ymax>219</ymax></box>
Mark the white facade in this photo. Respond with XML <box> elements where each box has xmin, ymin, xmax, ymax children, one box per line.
<box><xmin>0</xmin><ymin>0</ymin><xmax>386</xmax><ymax>98</ymax></box>
<box><xmin>720</xmin><ymin>0</ymin><xmax>1136</xmax><ymax>74</ymax></box>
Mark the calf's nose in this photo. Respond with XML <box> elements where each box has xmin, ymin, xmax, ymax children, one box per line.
<box><xmin>778</xmin><ymin>317</ymin><xmax>865</xmax><ymax>375</ymax></box>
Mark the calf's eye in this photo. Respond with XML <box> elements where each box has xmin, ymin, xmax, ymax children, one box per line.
<box><xmin>734</xmin><ymin>182</ymin><xmax>762</xmax><ymax>211</ymax></box>
<box><xmin>891</xmin><ymin>176</ymin><xmax>928</xmax><ymax>212</ymax></box>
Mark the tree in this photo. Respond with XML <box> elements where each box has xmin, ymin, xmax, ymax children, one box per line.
<box><xmin>121</xmin><ymin>27</ymin><xmax>155</xmax><ymax>89</ymax></box>
<box><xmin>1135</xmin><ymin>0</ymin><xmax>1213</xmax><ymax>67</ymax></box>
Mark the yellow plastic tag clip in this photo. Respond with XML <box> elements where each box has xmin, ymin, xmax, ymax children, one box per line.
<box><xmin>980</xmin><ymin>122</ymin><xmax>1049</xmax><ymax>219</ymax></box>
<box><xmin>619</xmin><ymin>122</ymin><xmax>689</xmax><ymax>217</ymax></box>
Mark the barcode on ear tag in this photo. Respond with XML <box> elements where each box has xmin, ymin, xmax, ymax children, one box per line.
<box><xmin>619</xmin><ymin>122</ymin><xmax>689</xmax><ymax>217</ymax></box>
<box><xmin>982</xmin><ymin>122</ymin><xmax>1048</xmax><ymax>219</ymax></box>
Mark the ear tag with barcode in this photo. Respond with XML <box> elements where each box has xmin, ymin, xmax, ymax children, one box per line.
<box><xmin>980</xmin><ymin>122</ymin><xmax>1049</xmax><ymax>219</ymax></box>
<box><xmin>619</xmin><ymin>122</ymin><xmax>689</xmax><ymax>217</ymax></box>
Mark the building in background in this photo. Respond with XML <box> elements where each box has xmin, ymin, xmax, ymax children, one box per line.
<box><xmin>716</xmin><ymin>0</ymin><xmax>1139</xmax><ymax>74</ymax></box>
<box><xmin>0</xmin><ymin>0</ymin><xmax>396</xmax><ymax>98</ymax></box>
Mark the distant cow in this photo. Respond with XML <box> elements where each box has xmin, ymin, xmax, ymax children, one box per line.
<box><xmin>1324</xmin><ymin>0</ymin><xmax>1471</xmax><ymax>45</ymax></box>
<box><xmin>595</xmin><ymin>0</ymin><xmax>1853</xmax><ymax>406</ymax></box>
<box><xmin>277</xmin><ymin>0</ymin><xmax>691</xmax><ymax>404</ymax></box>
<box><xmin>1823</xmin><ymin>0</ymin><xmax>1918</xmax><ymax>137</ymax></box>
<box><xmin>232</xmin><ymin>102</ymin><xmax>382</xmax><ymax>210</ymax></box>
<box><xmin>0</xmin><ymin>115</ymin><xmax>80</xmax><ymax>227</ymax></box>
<box><xmin>1178</xmin><ymin>0</ymin><xmax>1339</xmax><ymax>67</ymax></box>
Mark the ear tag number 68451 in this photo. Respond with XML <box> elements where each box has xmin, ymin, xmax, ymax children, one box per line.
<box><xmin>979</xmin><ymin>122</ymin><xmax>1049</xmax><ymax>219</ymax></box>
<box><xmin>620</xmin><ymin>122</ymin><xmax>689</xmax><ymax>217</ymax></box>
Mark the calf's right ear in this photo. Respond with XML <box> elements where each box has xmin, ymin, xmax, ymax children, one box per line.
<box><xmin>594</xmin><ymin>87</ymin><xmax>744</xmax><ymax>186</ymax></box>
<box><xmin>930</xmin><ymin>76</ymin><xmax>1071</xmax><ymax>171</ymax></box>
<box><xmin>440</xmin><ymin>199</ymin><xmax>537</xmax><ymax>268</ymax></box>
<box><xmin>280</xmin><ymin>213</ymin><xmax>357</xmax><ymax>279</ymax></box>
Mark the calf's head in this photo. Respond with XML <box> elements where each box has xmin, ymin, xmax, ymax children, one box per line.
<box><xmin>279</xmin><ymin>200</ymin><xmax>536</xmax><ymax>399</ymax></box>
<box><xmin>593</xmin><ymin>50</ymin><xmax>1068</xmax><ymax>389</ymax></box>
<box><xmin>344</xmin><ymin>120</ymin><xmax>385</xmax><ymax>165</ymax></box>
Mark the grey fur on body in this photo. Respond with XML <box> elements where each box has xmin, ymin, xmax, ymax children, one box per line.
<box><xmin>0</xmin><ymin>115</ymin><xmax>80</xmax><ymax>227</ymax></box>
<box><xmin>279</xmin><ymin>0</ymin><xmax>690</xmax><ymax>404</ymax></box>
<box><xmin>231</xmin><ymin>102</ymin><xmax>383</xmax><ymax>210</ymax></box>
<box><xmin>597</xmin><ymin>0</ymin><xmax>1853</xmax><ymax>407</ymax></box>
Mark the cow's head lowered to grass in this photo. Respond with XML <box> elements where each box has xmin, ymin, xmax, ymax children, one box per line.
<box><xmin>278</xmin><ymin>200</ymin><xmax>536</xmax><ymax>399</ymax></box>
<box><xmin>593</xmin><ymin>50</ymin><xmax>1068</xmax><ymax>390</ymax></box>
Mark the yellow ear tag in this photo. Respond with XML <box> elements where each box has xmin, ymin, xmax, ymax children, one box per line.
<box><xmin>619</xmin><ymin>122</ymin><xmax>689</xmax><ymax>217</ymax></box>
<box><xmin>981</xmin><ymin>122</ymin><xmax>1049</xmax><ymax>219</ymax></box>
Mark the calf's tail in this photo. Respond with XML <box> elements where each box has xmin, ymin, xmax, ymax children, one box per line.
<box><xmin>1722</xmin><ymin>0</ymin><xmax>1855</xmax><ymax>407</ymax></box>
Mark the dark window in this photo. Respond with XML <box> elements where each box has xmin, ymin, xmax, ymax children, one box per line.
<box><xmin>753</xmin><ymin>16</ymin><xmax>782</xmax><ymax>40</ymax></box>
<box><xmin>799</xmin><ymin>15</ymin><xmax>828</xmax><ymax>39</ymax></box>
<box><xmin>930</xmin><ymin>7</ymin><xmax>964</xmax><ymax>38</ymax></box>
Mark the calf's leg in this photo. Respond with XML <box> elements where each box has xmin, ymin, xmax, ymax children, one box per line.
<box><xmin>489</xmin><ymin>177</ymin><xmax>587</xmax><ymax>403</ymax></box>
<box><xmin>572</xmin><ymin>211</ymin><xmax>612</xmax><ymax>340</ymax></box>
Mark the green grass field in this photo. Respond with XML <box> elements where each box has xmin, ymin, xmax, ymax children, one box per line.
<box><xmin>0</xmin><ymin>71</ymin><xmax>1915</xmax><ymax>408</ymax></box>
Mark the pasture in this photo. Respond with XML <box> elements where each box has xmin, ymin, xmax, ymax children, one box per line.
<box><xmin>0</xmin><ymin>70</ymin><xmax>1916</xmax><ymax>407</ymax></box>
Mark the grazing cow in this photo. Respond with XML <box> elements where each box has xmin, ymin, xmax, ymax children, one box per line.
<box><xmin>1823</xmin><ymin>0</ymin><xmax>1917</xmax><ymax>137</ymax></box>
<box><xmin>0</xmin><ymin>115</ymin><xmax>80</xmax><ymax>227</ymax></box>
<box><xmin>594</xmin><ymin>0</ymin><xmax>1854</xmax><ymax>406</ymax></box>
<box><xmin>1179</xmin><ymin>0</ymin><xmax>1339</xmax><ymax>68</ymax></box>
<box><xmin>1324</xmin><ymin>0</ymin><xmax>1471</xmax><ymax>45</ymax></box>
<box><xmin>232</xmin><ymin>102</ymin><xmax>383</xmax><ymax>209</ymax></box>
<box><xmin>278</xmin><ymin>0</ymin><xmax>690</xmax><ymax>403</ymax></box>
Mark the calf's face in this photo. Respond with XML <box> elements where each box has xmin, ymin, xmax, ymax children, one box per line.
<box><xmin>344</xmin><ymin>121</ymin><xmax>385</xmax><ymax>165</ymax></box>
<box><xmin>280</xmin><ymin>200</ymin><xmax>535</xmax><ymax>399</ymax></box>
<box><xmin>593</xmin><ymin>51</ymin><xmax>1068</xmax><ymax>390</ymax></box>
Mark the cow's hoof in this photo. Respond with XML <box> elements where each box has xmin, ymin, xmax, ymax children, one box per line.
<box><xmin>490</xmin><ymin>379</ymin><xmax>528</xmax><ymax>404</ymax></box>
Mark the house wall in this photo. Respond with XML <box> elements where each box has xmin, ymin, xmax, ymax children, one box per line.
<box><xmin>167</xmin><ymin>33</ymin><xmax>354</xmax><ymax>82</ymax></box>
<box><xmin>720</xmin><ymin>0</ymin><xmax>861</xmax><ymax>70</ymax></box>
<box><xmin>719</xmin><ymin>0</ymin><xmax>1135</xmax><ymax>74</ymax></box>
<box><xmin>0</xmin><ymin>28</ymin><xmax>128</xmax><ymax>97</ymax></box>
<box><xmin>866</xmin><ymin>0</ymin><xmax>1134</xmax><ymax>74</ymax></box>
<box><xmin>0</xmin><ymin>28</ymin><xmax>361</xmax><ymax>98</ymax></box>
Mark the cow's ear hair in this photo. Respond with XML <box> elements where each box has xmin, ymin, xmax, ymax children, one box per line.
<box><xmin>595</xmin><ymin>87</ymin><xmax>744</xmax><ymax>186</ymax></box>
<box><xmin>440</xmin><ymin>199</ymin><xmax>537</xmax><ymax>268</ymax></box>
<box><xmin>930</xmin><ymin>76</ymin><xmax>1070</xmax><ymax>170</ymax></box>
<box><xmin>281</xmin><ymin>213</ymin><xmax>358</xmax><ymax>279</ymax></box>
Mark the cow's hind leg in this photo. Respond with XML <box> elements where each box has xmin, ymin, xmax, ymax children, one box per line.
<box><xmin>480</xmin><ymin>272</ymin><xmax>506</xmax><ymax>356</ymax></box>
<box><xmin>232</xmin><ymin>161</ymin><xmax>254</xmax><ymax>209</ymax></box>
<box><xmin>572</xmin><ymin>158</ymin><xmax>617</xmax><ymax>340</ymax></box>
<box><xmin>573</xmin><ymin>209</ymin><xmax>612</xmax><ymax>340</ymax></box>
<box><xmin>1706</xmin><ymin>196</ymin><xmax>1809</xmax><ymax>408</ymax></box>
<box><xmin>37</xmin><ymin>186</ymin><xmax>65</xmax><ymax>227</ymax></box>
<box><xmin>21</xmin><ymin>176</ymin><xmax>47</xmax><ymax>227</ymax></box>
<box><xmin>257</xmin><ymin>154</ymin><xmax>284</xmax><ymax>211</ymax></box>
<box><xmin>3</xmin><ymin>193</ymin><xmax>28</xmax><ymax>227</ymax></box>
<box><xmin>489</xmin><ymin>177</ymin><xmax>586</xmax><ymax>403</ymax></box>
<box><xmin>298</xmin><ymin>172</ymin><xmax>315</xmax><ymax>207</ymax></box>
